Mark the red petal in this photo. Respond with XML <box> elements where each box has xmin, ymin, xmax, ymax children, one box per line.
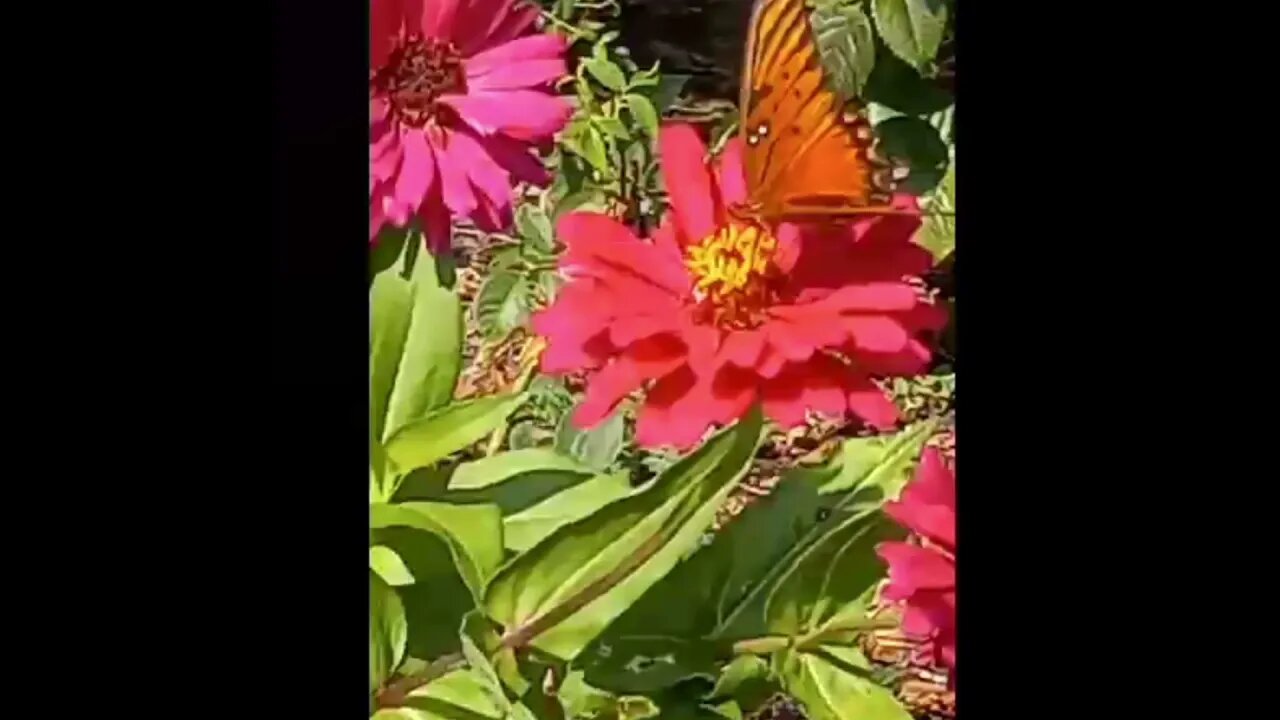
<box><xmin>659</xmin><ymin>124</ymin><xmax>717</xmax><ymax>242</ymax></box>
<box><xmin>844</xmin><ymin>375</ymin><xmax>899</xmax><ymax>429</ymax></box>
<box><xmin>715</xmin><ymin>137</ymin><xmax>749</xmax><ymax>208</ymax></box>
<box><xmin>634</xmin><ymin>366</ymin><xmax>712</xmax><ymax>449</ymax></box>
<box><xmin>876</xmin><ymin>542</ymin><xmax>955</xmax><ymax>595</ymax></box>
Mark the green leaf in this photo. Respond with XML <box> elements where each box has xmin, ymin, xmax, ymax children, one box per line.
<box><xmin>915</xmin><ymin>154</ymin><xmax>954</xmax><ymax>262</ymax></box>
<box><xmin>873</xmin><ymin>0</ymin><xmax>948</xmax><ymax>71</ymax></box>
<box><xmin>708</xmin><ymin>656</ymin><xmax>769</xmax><ymax>700</ymax></box>
<box><xmin>863</xmin><ymin>43</ymin><xmax>951</xmax><ymax>115</ymax></box>
<box><xmin>370</xmin><ymin>501</ymin><xmax>504</xmax><ymax>600</ymax></box>
<box><xmin>580</xmin><ymin>634</ymin><xmax>719</xmax><ymax>694</ymax></box>
<box><xmin>384</xmin><ymin>392</ymin><xmax>528</xmax><ymax>476</ymax></box>
<box><xmin>386</xmin><ymin>249</ymin><xmax>465</xmax><ymax>440</ymax></box>
<box><xmin>587</xmin><ymin>423</ymin><xmax>934</xmax><ymax>653</ymax></box>
<box><xmin>371</xmin><ymin>544</ymin><xmax>417</xmax><ymax>586</ymax></box>
<box><xmin>584</xmin><ymin>57</ymin><xmax>627</xmax><ymax>92</ymax></box>
<box><xmin>652</xmin><ymin>74</ymin><xmax>690</xmax><ymax>114</ymax></box>
<box><xmin>624</xmin><ymin>94</ymin><xmax>659</xmax><ymax>138</ymax></box>
<box><xmin>779</xmin><ymin>646</ymin><xmax>912</xmax><ymax>720</ymax></box>
<box><xmin>485</xmin><ymin>410</ymin><xmax>765</xmax><ymax>661</ymax></box>
<box><xmin>402</xmin><ymin>667</ymin><xmax>508</xmax><ymax>719</ymax></box>
<box><xmin>812</xmin><ymin>2</ymin><xmax>876</xmax><ymax>99</ymax></box>
<box><xmin>371</xmin><ymin>224</ymin><xmax>411</xmax><ymax>280</ymax></box>
<box><xmin>371</xmin><ymin>572</ymin><xmax>408</xmax><ymax>694</ymax></box>
<box><xmin>371</xmin><ymin>247</ymin><xmax>414</xmax><ymax>443</ymax></box>
<box><xmin>873</xmin><ymin>115</ymin><xmax>949</xmax><ymax>194</ymax></box>
<box><xmin>555</xmin><ymin>408</ymin><xmax>626</xmax><ymax>472</ymax></box>
<box><xmin>579</xmin><ymin>125</ymin><xmax>609</xmax><ymax>173</ymax></box>
<box><xmin>475</xmin><ymin>267</ymin><xmax>531</xmax><ymax>341</ymax></box>
<box><xmin>504</xmin><ymin>471</ymin><xmax>636</xmax><ymax>553</ymax></box>
<box><xmin>595</xmin><ymin>116</ymin><xmax>632</xmax><ymax>142</ymax></box>
<box><xmin>516</xmin><ymin>204</ymin><xmax>555</xmax><ymax>254</ymax></box>
<box><xmin>451</xmin><ymin>449</ymin><xmax>592</xmax><ymax>490</ymax></box>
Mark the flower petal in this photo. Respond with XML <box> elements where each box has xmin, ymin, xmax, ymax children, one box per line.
<box><xmin>466</xmin><ymin>34</ymin><xmax>568</xmax><ymax>90</ymax></box>
<box><xmin>532</xmin><ymin>279</ymin><xmax>616</xmax><ymax>373</ymax></box>
<box><xmin>431</xmin><ymin>129</ymin><xmax>478</xmax><ymax>217</ymax></box>
<box><xmin>845</xmin><ymin>315</ymin><xmax>910</xmax><ymax>354</ymax></box>
<box><xmin>844</xmin><ymin>375</ymin><xmax>899</xmax><ymax>429</ymax></box>
<box><xmin>634</xmin><ymin>366</ymin><xmax>711</xmax><ymax>449</ymax></box>
<box><xmin>372</xmin><ymin>0</ymin><xmax>404</xmax><ymax>69</ymax></box>
<box><xmin>455</xmin><ymin>0</ymin><xmax>540</xmax><ymax>56</ymax></box>
<box><xmin>443</xmin><ymin>91</ymin><xmax>571</xmax><ymax>139</ymax></box>
<box><xmin>659</xmin><ymin>124</ymin><xmax>718</xmax><ymax>243</ymax></box>
<box><xmin>876</xmin><ymin>542</ymin><xmax>955</xmax><ymax>595</ymax></box>
<box><xmin>394</xmin><ymin>128</ymin><xmax>437</xmax><ymax>212</ymax></box>
<box><xmin>448</xmin><ymin>127</ymin><xmax>515</xmax><ymax>226</ymax></box>
<box><xmin>557</xmin><ymin>212</ymin><xmax>691</xmax><ymax>298</ymax></box>
<box><xmin>715</xmin><ymin>137</ymin><xmax>749</xmax><ymax>208</ymax></box>
<box><xmin>418</xmin><ymin>185</ymin><xmax>453</xmax><ymax>254</ymax></box>
<box><xmin>575</xmin><ymin>335</ymin><xmax>687</xmax><ymax>428</ymax></box>
<box><xmin>420</xmin><ymin>0</ymin><xmax>458</xmax><ymax>39</ymax></box>
<box><xmin>478</xmin><ymin>132</ymin><xmax>551</xmax><ymax>186</ymax></box>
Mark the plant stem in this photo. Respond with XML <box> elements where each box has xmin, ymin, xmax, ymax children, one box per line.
<box><xmin>374</xmin><ymin>652</ymin><xmax>465</xmax><ymax>708</ymax></box>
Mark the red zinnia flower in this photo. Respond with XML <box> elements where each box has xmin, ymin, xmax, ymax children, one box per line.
<box><xmin>877</xmin><ymin>446</ymin><xmax>956</xmax><ymax>676</ymax></box>
<box><xmin>531</xmin><ymin>123</ymin><xmax>945</xmax><ymax>449</ymax></box>
<box><xmin>371</xmin><ymin>0</ymin><xmax>572</xmax><ymax>252</ymax></box>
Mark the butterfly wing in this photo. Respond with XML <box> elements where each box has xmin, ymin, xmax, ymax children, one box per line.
<box><xmin>739</xmin><ymin>0</ymin><xmax>892</xmax><ymax>222</ymax></box>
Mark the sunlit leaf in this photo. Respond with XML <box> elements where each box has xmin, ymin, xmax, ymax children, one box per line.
<box><xmin>624</xmin><ymin>94</ymin><xmax>659</xmax><ymax>138</ymax></box>
<box><xmin>371</xmin><ymin>544</ymin><xmax>416</xmax><ymax>586</ymax></box>
<box><xmin>873</xmin><ymin>0</ymin><xmax>948</xmax><ymax>71</ymax></box>
<box><xmin>780</xmin><ymin>645</ymin><xmax>911</xmax><ymax>720</ymax></box>
<box><xmin>485</xmin><ymin>410</ymin><xmax>764</xmax><ymax>661</ymax></box>
<box><xmin>384</xmin><ymin>392</ymin><xmax>528</xmax><ymax>476</ymax></box>
<box><xmin>584</xmin><ymin>57</ymin><xmax>627</xmax><ymax>92</ymax></box>
<box><xmin>915</xmin><ymin>153</ymin><xmax>955</xmax><ymax>262</ymax></box>
<box><xmin>371</xmin><ymin>572</ymin><xmax>407</xmax><ymax>694</ymax></box>
<box><xmin>370</xmin><ymin>502</ymin><xmax>504</xmax><ymax>600</ymax></box>
<box><xmin>451</xmin><ymin>449</ymin><xmax>592</xmax><ymax>490</ymax></box>
<box><xmin>515</xmin><ymin>204</ymin><xmax>554</xmax><ymax>254</ymax></box>
<box><xmin>812</xmin><ymin>2</ymin><xmax>876</xmax><ymax>99</ymax></box>
<box><xmin>555</xmin><ymin>407</ymin><xmax>626</xmax><ymax>472</ymax></box>
<box><xmin>504</xmin><ymin>471</ymin><xmax>636</xmax><ymax>553</ymax></box>
<box><xmin>580</xmin><ymin>125</ymin><xmax>610</xmax><ymax>173</ymax></box>
<box><xmin>475</xmin><ymin>266</ymin><xmax>531</xmax><ymax>341</ymax></box>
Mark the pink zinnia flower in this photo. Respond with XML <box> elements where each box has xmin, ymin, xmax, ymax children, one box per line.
<box><xmin>877</xmin><ymin>446</ymin><xmax>956</xmax><ymax>676</ymax></box>
<box><xmin>531</xmin><ymin>123</ymin><xmax>945</xmax><ymax>449</ymax></box>
<box><xmin>370</xmin><ymin>0</ymin><xmax>572</xmax><ymax>252</ymax></box>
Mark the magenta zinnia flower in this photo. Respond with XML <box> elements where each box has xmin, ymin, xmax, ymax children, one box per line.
<box><xmin>371</xmin><ymin>0</ymin><xmax>572</xmax><ymax>251</ymax></box>
<box><xmin>877</xmin><ymin>446</ymin><xmax>956</xmax><ymax>677</ymax></box>
<box><xmin>531</xmin><ymin>123</ymin><xmax>945</xmax><ymax>449</ymax></box>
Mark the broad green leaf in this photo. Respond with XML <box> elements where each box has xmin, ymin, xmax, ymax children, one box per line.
<box><xmin>555</xmin><ymin>408</ymin><xmax>626</xmax><ymax>472</ymax></box>
<box><xmin>580</xmin><ymin>125</ymin><xmax>609</xmax><ymax>173</ymax></box>
<box><xmin>515</xmin><ymin>204</ymin><xmax>554</xmax><ymax>254</ymax></box>
<box><xmin>371</xmin><ymin>248</ymin><xmax>414</xmax><ymax>444</ymax></box>
<box><xmin>385</xmin><ymin>392</ymin><xmax>528</xmax><ymax>476</ymax></box>
<box><xmin>504</xmin><ymin>471</ymin><xmax>636</xmax><ymax>553</ymax></box>
<box><xmin>584</xmin><ymin>57</ymin><xmax>627</xmax><ymax>92</ymax></box>
<box><xmin>370</xmin><ymin>502</ymin><xmax>504</xmax><ymax>599</ymax></box>
<box><xmin>915</xmin><ymin>153</ymin><xmax>955</xmax><ymax>262</ymax></box>
<box><xmin>595</xmin><ymin>116</ymin><xmax>631</xmax><ymax>141</ymax></box>
<box><xmin>451</xmin><ymin>449</ymin><xmax>592</xmax><ymax>490</ymax></box>
<box><xmin>382</xmin><ymin>249</ymin><xmax>465</xmax><ymax>441</ymax></box>
<box><xmin>371</xmin><ymin>544</ymin><xmax>416</xmax><ymax>586</ymax></box>
<box><xmin>371</xmin><ymin>224</ymin><xmax>410</xmax><ymax>280</ymax></box>
<box><xmin>873</xmin><ymin>115</ymin><xmax>949</xmax><ymax>194</ymax></box>
<box><xmin>475</xmin><ymin>267</ymin><xmax>530</xmax><ymax>341</ymax></box>
<box><xmin>586</xmin><ymin>423</ymin><xmax>934</xmax><ymax>653</ymax></box>
<box><xmin>707</xmin><ymin>702</ymin><xmax>743</xmax><ymax>720</ymax></box>
<box><xmin>780</xmin><ymin>646</ymin><xmax>911</xmax><ymax>720</ymax></box>
<box><xmin>402</xmin><ymin>667</ymin><xmax>507</xmax><ymax>720</ymax></box>
<box><xmin>624</xmin><ymin>94</ymin><xmax>659</xmax><ymax>138</ymax></box>
<box><xmin>863</xmin><ymin>43</ymin><xmax>951</xmax><ymax>115</ymax></box>
<box><xmin>485</xmin><ymin>410</ymin><xmax>764</xmax><ymax>661</ymax></box>
<box><xmin>812</xmin><ymin>2</ymin><xmax>876</xmax><ymax>99</ymax></box>
<box><xmin>873</xmin><ymin>0</ymin><xmax>948</xmax><ymax>71</ymax></box>
<box><xmin>580</xmin><ymin>634</ymin><xmax>719</xmax><ymax>694</ymax></box>
<box><xmin>371</xmin><ymin>572</ymin><xmax>408</xmax><ymax>694</ymax></box>
<box><xmin>708</xmin><ymin>655</ymin><xmax>769</xmax><ymax>700</ymax></box>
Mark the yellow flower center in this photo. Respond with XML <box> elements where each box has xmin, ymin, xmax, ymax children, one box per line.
<box><xmin>684</xmin><ymin>222</ymin><xmax>779</xmax><ymax>328</ymax></box>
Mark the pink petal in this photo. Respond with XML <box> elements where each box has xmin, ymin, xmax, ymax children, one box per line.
<box><xmin>856</xmin><ymin>340</ymin><xmax>932</xmax><ymax>376</ymax></box>
<box><xmin>844</xmin><ymin>375</ymin><xmax>898</xmax><ymax>429</ymax></box>
<box><xmin>845</xmin><ymin>315</ymin><xmax>910</xmax><ymax>354</ymax></box>
<box><xmin>610</xmin><ymin>314</ymin><xmax>679</xmax><ymax>346</ymax></box>
<box><xmin>719</xmin><ymin>330</ymin><xmax>766</xmax><ymax>368</ymax></box>
<box><xmin>715</xmin><ymin>137</ymin><xmax>749</xmax><ymax>207</ymax></box>
<box><xmin>443</xmin><ymin>91</ymin><xmax>571</xmax><ymax>139</ymax></box>
<box><xmin>876</xmin><ymin>543</ymin><xmax>955</xmax><ymax>595</ymax></box>
<box><xmin>418</xmin><ymin>186</ymin><xmax>453</xmax><ymax>254</ymax></box>
<box><xmin>764</xmin><ymin>322</ymin><xmax>820</xmax><ymax>363</ymax></box>
<box><xmin>659</xmin><ymin>124</ymin><xmax>718</xmax><ymax>243</ymax></box>
<box><xmin>760</xmin><ymin>367</ymin><xmax>807</xmax><ymax>428</ymax></box>
<box><xmin>447</xmin><ymin>128</ymin><xmax>515</xmax><ymax>225</ymax></box>
<box><xmin>394</xmin><ymin>129</ymin><xmax>437</xmax><ymax>212</ymax></box>
<box><xmin>886</xmin><ymin>501</ymin><xmax>956</xmax><ymax>552</ymax></box>
<box><xmin>371</xmin><ymin>0</ymin><xmax>403</xmax><ymax>69</ymax></box>
<box><xmin>532</xmin><ymin>280</ymin><xmax>616</xmax><ymax>373</ymax></box>
<box><xmin>371</xmin><ymin>134</ymin><xmax>403</xmax><ymax>186</ymax></box>
<box><xmin>799</xmin><ymin>356</ymin><xmax>849</xmax><ymax>418</ymax></box>
<box><xmin>575</xmin><ymin>336</ymin><xmax>686</xmax><ymax>427</ymax></box>
<box><xmin>477</xmin><ymin>132</ymin><xmax>551</xmax><ymax>186</ymax></box>
<box><xmin>456</xmin><ymin>0</ymin><xmax>540</xmax><ymax>56</ymax></box>
<box><xmin>706</xmin><ymin>364</ymin><xmax>759</xmax><ymax>425</ymax></box>
<box><xmin>557</xmin><ymin>212</ymin><xmax>691</xmax><ymax>299</ymax></box>
<box><xmin>634</xmin><ymin>366</ymin><xmax>711</xmax><ymax>449</ymax></box>
<box><xmin>420</xmin><ymin>0</ymin><xmax>458</xmax><ymax>39</ymax></box>
<box><xmin>466</xmin><ymin>35</ymin><xmax>567</xmax><ymax>90</ymax></box>
<box><xmin>430</xmin><ymin>130</ymin><xmax>478</xmax><ymax>217</ymax></box>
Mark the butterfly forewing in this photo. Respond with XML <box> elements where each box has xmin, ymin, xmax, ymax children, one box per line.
<box><xmin>739</xmin><ymin>0</ymin><xmax>884</xmax><ymax>222</ymax></box>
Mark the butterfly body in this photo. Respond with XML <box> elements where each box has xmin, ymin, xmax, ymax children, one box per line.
<box><xmin>734</xmin><ymin>0</ymin><xmax>911</xmax><ymax>226</ymax></box>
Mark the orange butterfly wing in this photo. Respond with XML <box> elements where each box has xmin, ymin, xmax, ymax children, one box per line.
<box><xmin>737</xmin><ymin>0</ymin><xmax>893</xmax><ymax>223</ymax></box>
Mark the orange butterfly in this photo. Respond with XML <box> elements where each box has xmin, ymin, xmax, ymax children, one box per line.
<box><xmin>732</xmin><ymin>0</ymin><xmax>920</xmax><ymax>225</ymax></box>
